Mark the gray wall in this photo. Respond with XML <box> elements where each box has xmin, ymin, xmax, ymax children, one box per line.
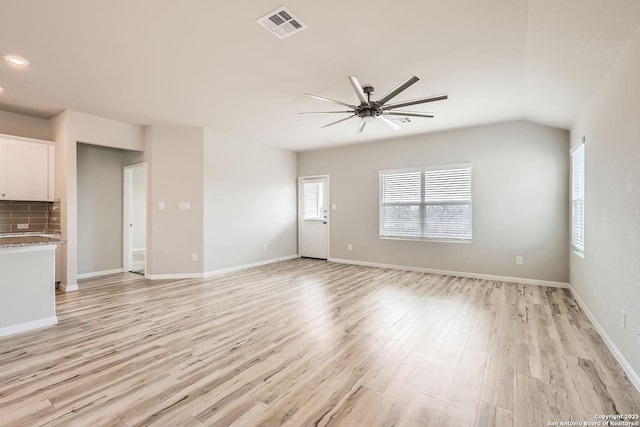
<box><xmin>570</xmin><ymin>26</ymin><xmax>640</xmax><ymax>379</ymax></box>
<box><xmin>143</xmin><ymin>126</ymin><xmax>297</xmax><ymax>276</ymax></box>
<box><xmin>203</xmin><ymin>129</ymin><xmax>298</xmax><ymax>271</ymax></box>
<box><xmin>77</xmin><ymin>143</ymin><xmax>140</xmax><ymax>274</ymax></box>
<box><xmin>0</xmin><ymin>110</ymin><xmax>52</xmax><ymax>141</ymax></box>
<box><xmin>298</xmin><ymin>120</ymin><xmax>570</xmax><ymax>283</ymax></box>
<box><xmin>144</xmin><ymin>126</ymin><xmax>204</xmax><ymax>275</ymax></box>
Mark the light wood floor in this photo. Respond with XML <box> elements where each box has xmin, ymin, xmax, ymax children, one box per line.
<box><xmin>0</xmin><ymin>259</ymin><xmax>638</xmax><ymax>426</ymax></box>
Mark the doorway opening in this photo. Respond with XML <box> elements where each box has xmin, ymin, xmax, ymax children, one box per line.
<box><xmin>123</xmin><ymin>163</ymin><xmax>147</xmax><ymax>275</ymax></box>
<box><xmin>298</xmin><ymin>175</ymin><xmax>329</xmax><ymax>260</ymax></box>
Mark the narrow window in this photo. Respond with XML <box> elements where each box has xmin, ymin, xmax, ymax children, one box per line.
<box><xmin>571</xmin><ymin>142</ymin><xmax>585</xmax><ymax>255</ymax></box>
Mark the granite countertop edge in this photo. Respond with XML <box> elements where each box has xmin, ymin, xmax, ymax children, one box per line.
<box><xmin>0</xmin><ymin>236</ymin><xmax>67</xmax><ymax>249</ymax></box>
<box><xmin>0</xmin><ymin>230</ymin><xmax>61</xmax><ymax>237</ymax></box>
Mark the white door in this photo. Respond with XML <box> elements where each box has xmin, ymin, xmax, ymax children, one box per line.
<box><xmin>299</xmin><ymin>176</ymin><xmax>329</xmax><ymax>259</ymax></box>
<box><xmin>123</xmin><ymin>163</ymin><xmax>147</xmax><ymax>275</ymax></box>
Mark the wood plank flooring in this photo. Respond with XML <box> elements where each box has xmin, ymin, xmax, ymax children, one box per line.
<box><xmin>0</xmin><ymin>258</ymin><xmax>638</xmax><ymax>426</ymax></box>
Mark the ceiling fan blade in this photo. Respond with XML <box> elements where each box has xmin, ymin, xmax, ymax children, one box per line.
<box><xmin>357</xmin><ymin>119</ymin><xmax>367</xmax><ymax>133</ymax></box>
<box><xmin>384</xmin><ymin>111</ymin><xmax>435</xmax><ymax>118</ymax></box>
<box><xmin>376</xmin><ymin>76</ymin><xmax>420</xmax><ymax>105</ymax></box>
<box><xmin>382</xmin><ymin>94</ymin><xmax>448</xmax><ymax>110</ymax></box>
<box><xmin>305</xmin><ymin>93</ymin><xmax>356</xmax><ymax>109</ymax></box>
<box><xmin>299</xmin><ymin>111</ymin><xmax>354</xmax><ymax>115</ymax></box>
<box><xmin>321</xmin><ymin>115</ymin><xmax>356</xmax><ymax>128</ymax></box>
<box><xmin>348</xmin><ymin>76</ymin><xmax>369</xmax><ymax>105</ymax></box>
<box><xmin>376</xmin><ymin>116</ymin><xmax>401</xmax><ymax>131</ymax></box>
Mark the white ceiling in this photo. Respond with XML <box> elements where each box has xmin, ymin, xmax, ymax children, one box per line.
<box><xmin>0</xmin><ymin>0</ymin><xmax>639</xmax><ymax>151</ymax></box>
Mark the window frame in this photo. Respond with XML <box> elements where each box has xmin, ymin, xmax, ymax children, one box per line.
<box><xmin>378</xmin><ymin>163</ymin><xmax>473</xmax><ymax>243</ymax></box>
<box><xmin>571</xmin><ymin>141</ymin><xmax>585</xmax><ymax>257</ymax></box>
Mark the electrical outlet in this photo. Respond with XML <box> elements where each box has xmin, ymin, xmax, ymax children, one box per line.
<box><xmin>191</xmin><ymin>253</ymin><xmax>198</xmax><ymax>262</ymax></box>
<box><xmin>347</xmin><ymin>244</ymin><xmax>352</xmax><ymax>251</ymax></box>
<box><xmin>17</xmin><ymin>224</ymin><xmax>29</xmax><ymax>229</ymax></box>
<box><xmin>622</xmin><ymin>310</ymin><xmax>627</xmax><ymax>329</ymax></box>
<box><xmin>516</xmin><ymin>256</ymin><xmax>523</xmax><ymax>265</ymax></box>
<box><xmin>158</xmin><ymin>202</ymin><xmax>165</xmax><ymax>210</ymax></box>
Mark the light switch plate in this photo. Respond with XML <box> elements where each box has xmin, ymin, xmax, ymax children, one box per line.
<box><xmin>158</xmin><ymin>202</ymin><xmax>165</xmax><ymax>210</ymax></box>
<box><xmin>179</xmin><ymin>202</ymin><xmax>191</xmax><ymax>210</ymax></box>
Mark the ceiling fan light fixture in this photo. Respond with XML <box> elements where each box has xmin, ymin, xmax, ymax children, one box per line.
<box><xmin>3</xmin><ymin>55</ymin><xmax>30</xmax><ymax>67</ymax></box>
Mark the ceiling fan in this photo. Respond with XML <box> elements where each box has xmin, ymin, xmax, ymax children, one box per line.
<box><xmin>299</xmin><ymin>75</ymin><xmax>447</xmax><ymax>133</ymax></box>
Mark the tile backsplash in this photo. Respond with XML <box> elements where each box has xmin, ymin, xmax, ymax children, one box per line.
<box><xmin>0</xmin><ymin>200</ymin><xmax>60</xmax><ymax>233</ymax></box>
<box><xmin>48</xmin><ymin>199</ymin><xmax>60</xmax><ymax>232</ymax></box>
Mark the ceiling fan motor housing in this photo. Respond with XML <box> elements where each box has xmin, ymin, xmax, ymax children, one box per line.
<box><xmin>356</xmin><ymin>85</ymin><xmax>383</xmax><ymax>117</ymax></box>
<box><xmin>356</xmin><ymin>107</ymin><xmax>383</xmax><ymax>118</ymax></box>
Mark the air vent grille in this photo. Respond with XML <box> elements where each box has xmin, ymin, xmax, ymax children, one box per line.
<box><xmin>257</xmin><ymin>7</ymin><xmax>307</xmax><ymax>39</ymax></box>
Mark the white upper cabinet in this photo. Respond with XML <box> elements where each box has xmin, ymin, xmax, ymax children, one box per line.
<box><xmin>0</xmin><ymin>142</ymin><xmax>6</xmax><ymax>199</ymax></box>
<box><xmin>0</xmin><ymin>134</ymin><xmax>55</xmax><ymax>202</ymax></box>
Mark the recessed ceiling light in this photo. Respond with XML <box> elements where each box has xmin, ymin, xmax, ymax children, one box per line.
<box><xmin>3</xmin><ymin>55</ymin><xmax>30</xmax><ymax>66</ymax></box>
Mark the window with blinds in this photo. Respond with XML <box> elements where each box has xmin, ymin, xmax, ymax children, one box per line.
<box><xmin>571</xmin><ymin>143</ymin><xmax>585</xmax><ymax>254</ymax></box>
<box><xmin>379</xmin><ymin>164</ymin><xmax>472</xmax><ymax>241</ymax></box>
<box><xmin>303</xmin><ymin>182</ymin><xmax>324</xmax><ymax>220</ymax></box>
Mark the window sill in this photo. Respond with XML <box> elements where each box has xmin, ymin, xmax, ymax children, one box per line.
<box><xmin>380</xmin><ymin>236</ymin><xmax>472</xmax><ymax>244</ymax></box>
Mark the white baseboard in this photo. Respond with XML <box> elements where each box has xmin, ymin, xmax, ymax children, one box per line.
<box><xmin>570</xmin><ymin>286</ymin><xmax>640</xmax><ymax>393</ymax></box>
<box><xmin>0</xmin><ymin>316</ymin><xmax>58</xmax><ymax>338</ymax></box>
<box><xmin>145</xmin><ymin>272</ymin><xmax>203</xmax><ymax>280</ymax></box>
<box><xmin>77</xmin><ymin>268</ymin><xmax>125</xmax><ymax>280</ymax></box>
<box><xmin>203</xmin><ymin>254</ymin><xmax>299</xmax><ymax>278</ymax></box>
<box><xmin>60</xmin><ymin>283</ymin><xmax>78</xmax><ymax>292</ymax></box>
<box><xmin>327</xmin><ymin>258</ymin><xmax>570</xmax><ymax>288</ymax></box>
<box><xmin>145</xmin><ymin>255</ymin><xmax>300</xmax><ymax>280</ymax></box>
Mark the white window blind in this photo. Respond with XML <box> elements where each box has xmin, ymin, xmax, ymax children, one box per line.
<box><xmin>571</xmin><ymin>143</ymin><xmax>585</xmax><ymax>254</ymax></box>
<box><xmin>379</xmin><ymin>164</ymin><xmax>472</xmax><ymax>241</ymax></box>
<box><xmin>303</xmin><ymin>182</ymin><xmax>324</xmax><ymax>220</ymax></box>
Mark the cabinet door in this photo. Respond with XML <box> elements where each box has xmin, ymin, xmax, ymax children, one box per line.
<box><xmin>0</xmin><ymin>142</ymin><xmax>7</xmax><ymax>199</ymax></box>
<box><xmin>5</xmin><ymin>141</ymin><xmax>50</xmax><ymax>201</ymax></box>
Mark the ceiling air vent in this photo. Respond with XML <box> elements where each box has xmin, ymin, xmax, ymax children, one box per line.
<box><xmin>257</xmin><ymin>7</ymin><xmax>307</xmax><ymax>39</ymax></box>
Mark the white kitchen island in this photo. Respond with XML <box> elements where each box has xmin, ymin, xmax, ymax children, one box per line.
<box><xmin>0</xmin><ymin>235</ymin><xmax>65</xmax><ymax>337</ymax></box>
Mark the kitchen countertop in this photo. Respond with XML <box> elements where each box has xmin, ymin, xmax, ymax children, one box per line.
<box><xmin>0</xmin><ymin>235</ymin><xmax>66</xmax><ymax>248</ymax></box>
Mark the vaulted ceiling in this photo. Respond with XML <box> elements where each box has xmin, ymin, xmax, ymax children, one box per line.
<box><xmin>0</xmin><ymin>0</ymin><xmax>639</xmax><ymax>151</ymax></box>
